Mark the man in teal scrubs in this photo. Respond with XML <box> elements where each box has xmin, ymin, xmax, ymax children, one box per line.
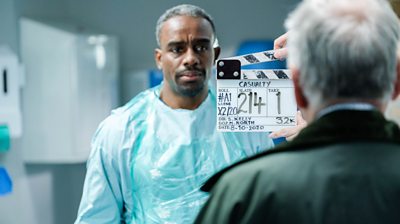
<box><xmin>75</xmin><ymin>4</ymin><xmax>276</xmax><ymax>223</ymax></box>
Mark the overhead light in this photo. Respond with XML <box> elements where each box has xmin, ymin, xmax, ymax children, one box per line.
<box><xmin>87</xmin><ymin>35</ymin><xmax>108</xmax><ymax>69</ymax></box>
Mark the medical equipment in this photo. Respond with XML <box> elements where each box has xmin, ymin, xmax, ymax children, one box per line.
<box><xmin>0</xmin><ymin>46</ymin><xmax>23</xmax><ymax>144</ymax></box>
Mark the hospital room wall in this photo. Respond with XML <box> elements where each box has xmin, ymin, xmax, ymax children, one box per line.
<box><xmin>0</xmin><ymin>2</ymin><xmax>84</xmax><ymax>224</ymax></box>
<box><xmin>0</xmin><ymin>0</ymin><xmax>297</xmax><ymax>224</ymax></box>
<box><xmin>0</xmin><ymin>1</ymin><xmax>36</xmax><ymax>224</ymax></box>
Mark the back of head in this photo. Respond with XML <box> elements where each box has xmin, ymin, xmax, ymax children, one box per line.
<box><xmin>286</xmin><ymin>0</ymin><xmax>400</xmax><ymax>108</ymax></box>
<box><xmin>155</xmin><ymin>4</ymin><xmax>216</xmax><ymax>47</ymax></box>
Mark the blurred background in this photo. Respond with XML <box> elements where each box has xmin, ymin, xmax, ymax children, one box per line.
<box><xmin>0</xmin><ymin>0</ymin><xmax>300</xmax><ymax>223</ymax></box>
<box><xmin>1</xmin><ymin>0</ymin><xmax>400</xmax><ymax>224</ymax></box>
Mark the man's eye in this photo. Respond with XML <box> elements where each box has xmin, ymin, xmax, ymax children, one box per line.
<box><xmin>171</xmin><ymin>47</ymin><xmax>183</xmax><ymax>54</ymax></box>
<box><xmin>194</xmin><ymin>45</ymin><xmax>208</xmax><ymax>52</ymax></box>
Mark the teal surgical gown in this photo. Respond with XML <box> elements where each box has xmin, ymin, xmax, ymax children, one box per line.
<box><xmin>75</xmin><ymin>84</ymin><xmax>274</xmax><ymax>224</ymax></box>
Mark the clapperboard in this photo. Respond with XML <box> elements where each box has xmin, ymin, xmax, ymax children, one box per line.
<box><xmin>216</xmin><ymin>50</ymin><xmax>297</xmax><ymax>132</ymax></box>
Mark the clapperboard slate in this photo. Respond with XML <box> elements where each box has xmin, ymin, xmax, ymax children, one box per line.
<box><xmin>216</xmin><ymin>50</ymin><xmax>297</xmax><ymax>132</ymax></box>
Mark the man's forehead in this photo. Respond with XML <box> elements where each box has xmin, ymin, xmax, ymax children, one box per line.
<box><xmin>161</xmin><ymin>15</ymin><xmax>213</xmax><ymax>36</ymax></box>
<box><xmin>159</xmin><ymin>15</ymin><xmax>214</xmax><ymax>46</ymax></box>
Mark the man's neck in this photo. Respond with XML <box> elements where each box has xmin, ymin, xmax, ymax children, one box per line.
<box><xmin>305</xmin><ymin>99</ymin><xmax>387</xmax><ymax>122</ymax></box>
<box><xmin>316</xmin><ymin>102</ymin><xmax>376</xmax><ymax>119</ymax></box>
<box><xmin>159</xmin><ymin>87</ymin><xmax>209</xmax><ymax>110</ymax></box>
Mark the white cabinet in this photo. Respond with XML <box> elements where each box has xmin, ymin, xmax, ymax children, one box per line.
<box><xmin>20</xmin><ymin>18</ymin><xmax>119</xmax><ymax>163</ymax></box>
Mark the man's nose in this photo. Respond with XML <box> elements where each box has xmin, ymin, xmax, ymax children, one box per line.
<box><xmin>183</xmin><ymin>48</ymin><xmax>200</xmax><ymax>67</ymax></box>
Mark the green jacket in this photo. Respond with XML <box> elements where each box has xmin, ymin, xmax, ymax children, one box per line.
<box><xmin>196</xmin><ymin>110</ymin><xmax>400</xmax><ymax>224</ymax></box>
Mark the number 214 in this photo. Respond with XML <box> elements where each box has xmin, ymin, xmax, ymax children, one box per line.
<box><xmin>238</xmin><ymin>92</ymin><xmax>265</xmax><ymax>114</ymax></box>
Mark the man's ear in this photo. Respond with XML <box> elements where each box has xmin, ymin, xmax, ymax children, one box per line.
<box><xmin>392</xmin><ymin>57</ymin><xmax>400</xmax><ymax>100</ymax></box>
<box><xmin>213</xmin><ymin>47</ymin><xmax>221</xmax><ymax>64</ymax></box>
<box><xmin>154</xmin><ymin>48</ymin><xmax>162</xmax><ymax>70</ymax></box>
<box><xmin>292</xmin><ymin>67</ymin><xmax>308</xmax><ymax>108</ymax></box>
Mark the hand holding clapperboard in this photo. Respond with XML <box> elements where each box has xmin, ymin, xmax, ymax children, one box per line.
<box><xmin>216</xmin><ymin>50</ymin><xmax>297</xmax><ymax>132</ymax></box>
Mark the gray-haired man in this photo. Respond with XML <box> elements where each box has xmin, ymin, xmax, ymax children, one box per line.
<box><xmin>196</xmin><ymin>0</ymin><xmax>400</xmax><ymax>223</ymax></box>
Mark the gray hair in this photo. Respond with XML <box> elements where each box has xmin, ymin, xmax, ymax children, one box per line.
<box><xmin>155</xmin><ymin>4</ymin><xmax>216</xmax><ymax>46</ymax></box>
<box><xmin>285</xmin><ymin>0</ymin><xmax>400</xmax><ymax>107</ymax></box>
